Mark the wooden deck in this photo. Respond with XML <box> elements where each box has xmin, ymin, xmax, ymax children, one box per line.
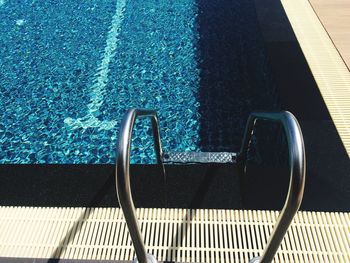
<box><xmin>309</xmin><ymin>0</ymin><xmax>350</xmax><ymax>70</ymax></box>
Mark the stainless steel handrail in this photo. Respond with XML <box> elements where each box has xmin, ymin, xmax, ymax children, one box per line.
<box><xmin>239</xmin><ymin>111</ymin><xmax>306</xmax><ymax>263</ymax></box>
<box><xmin>116</xmin><ymin>109</ymin><xmax>164</xmax><ymax>263</ymax></box>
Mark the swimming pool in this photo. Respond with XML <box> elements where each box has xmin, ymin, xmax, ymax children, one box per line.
<box><xmin>0</xmin><ymin>0</ymin><xmax>278</xmax><ymax>164</ymax></box>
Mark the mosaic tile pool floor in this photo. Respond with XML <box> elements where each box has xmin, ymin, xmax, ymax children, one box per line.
<box><xmin>0</xmin><ymin>0</ymin><xmax>277</xmax><ymax>163</ymax></box>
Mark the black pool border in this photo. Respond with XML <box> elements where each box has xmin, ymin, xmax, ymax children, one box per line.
<box><xmin>0</xmin><ymin>164</ymin><xmax>242</xmax><ymax>209</ymax></box>
<box><xmin>252</xmin><ymin>0</ymin><xmax>350</xmax><ymax>212</ymax></box>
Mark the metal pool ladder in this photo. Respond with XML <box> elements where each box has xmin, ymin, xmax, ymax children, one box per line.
<box><xmin>116</xmin><ymin>108</ymin><xmax>306</xmax><ymax>263</ymax></box>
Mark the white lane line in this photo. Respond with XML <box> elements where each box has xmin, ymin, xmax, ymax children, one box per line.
<box><xmin>64</xmin><ymin>0</ymin><xmax>127</xmax><ymax>130</ymax></box>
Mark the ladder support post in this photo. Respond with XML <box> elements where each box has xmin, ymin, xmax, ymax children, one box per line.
<box><xmin>240</xmin><ymin>112</ymin><xmax>306</xmax><ymax>263</ymax></box>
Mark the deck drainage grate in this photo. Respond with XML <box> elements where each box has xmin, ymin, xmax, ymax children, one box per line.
<box><xmin>0</xmin><ymin>207</ymin><xmax>349</xmax><ymax>262</ymax></box>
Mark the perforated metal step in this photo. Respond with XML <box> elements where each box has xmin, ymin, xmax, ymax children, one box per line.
<box><xmin>163</xmin><ymin>152</ymin><xmax>237</xmax><ymax>163</ymax></box>
<box><xmin>0</xmin><ymin>207</ymin><xmax>349</xmax><ymax>262</ymax></box>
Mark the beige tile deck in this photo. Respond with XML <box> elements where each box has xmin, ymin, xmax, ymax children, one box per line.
<box><xmin>309</xmin><ymin>0</ymin><xmax>350</xmax><ymax>70</ymax></box>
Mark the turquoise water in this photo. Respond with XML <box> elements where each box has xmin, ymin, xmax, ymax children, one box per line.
<box><xmin>0</xmin><ymin>0</ymin><xmax>277</xmax><ymax>163</ymax></box>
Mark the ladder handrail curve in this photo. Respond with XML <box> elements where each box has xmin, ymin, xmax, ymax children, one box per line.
<box><xmin>116</xmin><ymin>108</ymin><xmax>164</xmax><ymax>263</ymax></box>
<box><xmin>239</xmin><ymin>111</ymin><xmax>306</xmax><ymax>263</ymax></box>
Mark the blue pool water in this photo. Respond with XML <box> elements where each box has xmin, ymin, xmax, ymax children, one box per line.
<box><xmin>0</xmin><ymin>0</ymin><xmax>277</xmax><ymax>163</ymax></box>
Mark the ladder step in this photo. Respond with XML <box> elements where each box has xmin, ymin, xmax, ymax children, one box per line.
<box><xmin>162</xmin><ymin>151</ymin><xmax>237</xmax><ymax>163</ymax></box>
